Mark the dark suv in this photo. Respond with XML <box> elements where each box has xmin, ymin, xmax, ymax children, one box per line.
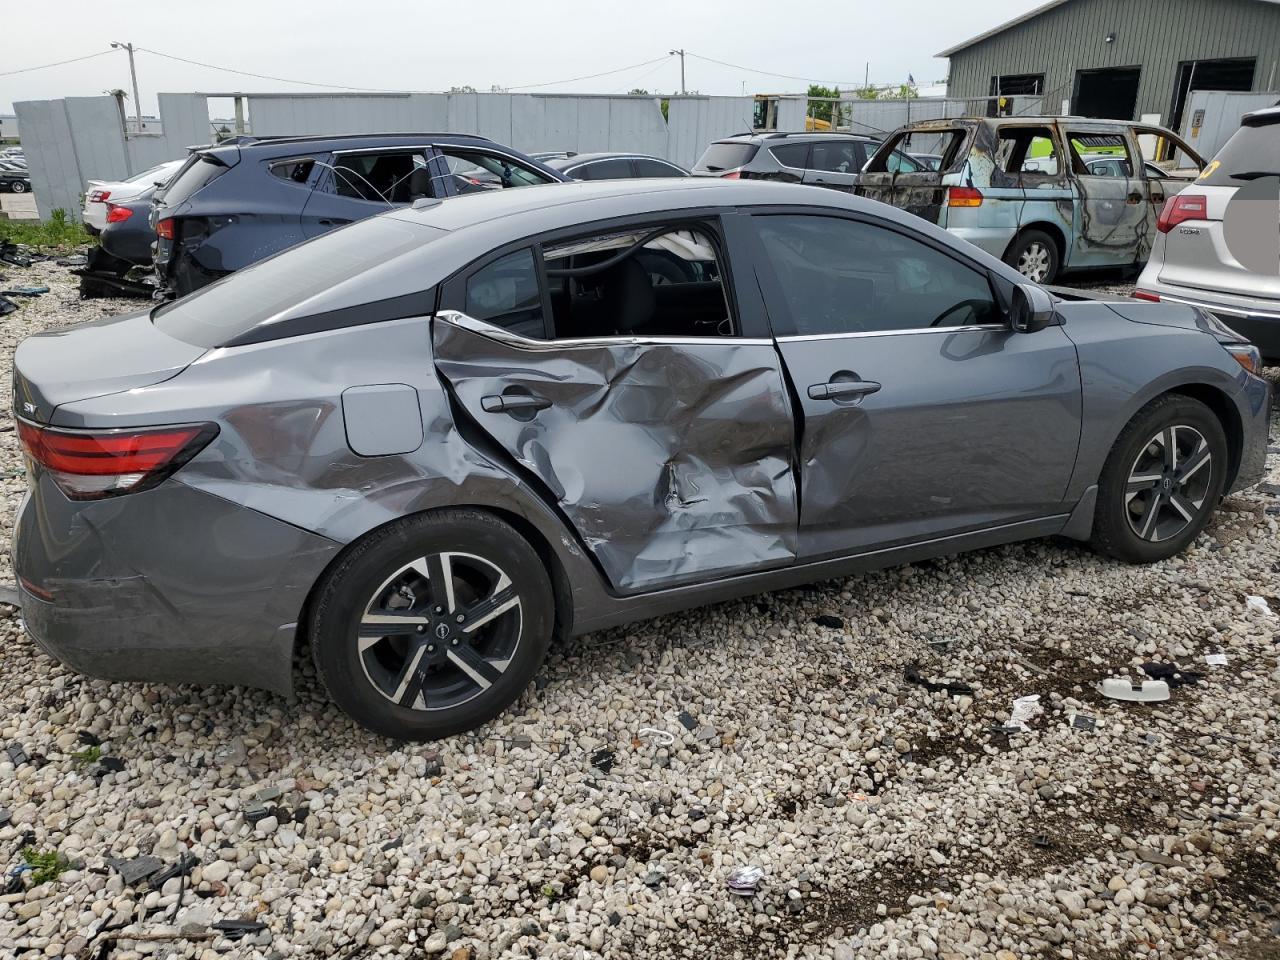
<box><xmin>151</xmin><ymin>133</ymin><xmax>565</xmax><ymax>298</ymax></box>
<box><xmin>690</xmin><ymin>132</ymin><xmax>923</xmax><ymax>191</ymax></box>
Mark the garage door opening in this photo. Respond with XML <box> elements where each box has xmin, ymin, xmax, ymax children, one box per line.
<box><xmin>1169</xmin><ymin>57</ymin><xmax>1257</xmax><ymax>134</ymax></box>
<box><xmin>1072</xmin><ymin>66</ymin><xmax>1142</xmax><ymax>120</ymax></box>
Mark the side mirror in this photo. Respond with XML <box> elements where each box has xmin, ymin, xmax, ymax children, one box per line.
<box><xmin>1010</xmin><ymin>282</ymin><xmax>1055</xmax><ymax>333</ymax></box>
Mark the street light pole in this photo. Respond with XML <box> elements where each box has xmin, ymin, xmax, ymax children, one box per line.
<box><xmin>111</xmin><ymin>42</ymin><xmax>143</xmax><ymax>134</ymax></box>
<box><xmin>669</xmin><ymin>49</ymin><xmax>686</xmax><ymax>95</ymax></box>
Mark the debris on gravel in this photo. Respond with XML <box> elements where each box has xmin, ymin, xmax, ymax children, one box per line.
<box><xmin>1</xmin><ymin>262</ymin><xmax>1278</xmax><ymax>959</ymax></box>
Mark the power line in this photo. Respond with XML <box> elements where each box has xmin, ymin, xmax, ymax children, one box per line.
<box><xmin>135</xmin><ymin>46</ymin><xmax>403</xmax><ymax>92</ymax></box>
<box><xmin>0</xmin><ymin>49</ymin><xmax>116</xmax><ymax>78</ymax></box>
<box><xmin>683</xmin><ymin>51</ymin><xmax>931</xmax><ymax>91</ymax></box>
<box><xmin>614</xmin><ymin>57</ymin><xmax>675</xmax><ymax>95</ymax></box>
<box><xmin>507</xmin><ymin>55</ymin><xmax>672</xmax><ymax>91</ymax></box>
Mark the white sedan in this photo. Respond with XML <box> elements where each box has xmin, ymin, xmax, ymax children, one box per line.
<box><xmin>82</xmin><ymin>159</ymin><xmax>185</xmax><ymax>233</ymax></box>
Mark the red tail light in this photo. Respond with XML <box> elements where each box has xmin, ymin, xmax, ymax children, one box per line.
<box><xmin>89</xmin><ymin>189</ymin><xmax>111</xmax><ymax>203</ymax></box>
<box><xmin>156</xmin><ymin>218</ymin><xmax>175</xmax><ymax>240</ymax></box>
<box><xmin>947</xmin><ymin>186</ymin><xmax>983</xmax><ymax>207</ymax></box>
<box><xmin>17</xmin><ymin>421</ymin><xmax>218</xmax><ymax>500</ymax></box>
<box><xmin>1157</xmin><ymin>193</ymin><xmax>1207</xmax><ymax>233</ymax></box>
<box><xmin>1133</xmin><ymin>290</ymin><xmax>1161</xmax><ymax>302</ymax></box>
<box><xmin>720</xmin><ymin>171</ymin><xmax>741</xmax><ymax>180</ymax></box>
<box><xmin>105</xmin><ymin>204</ymin><xmax>133</xmax><ymax>223</ymax></box>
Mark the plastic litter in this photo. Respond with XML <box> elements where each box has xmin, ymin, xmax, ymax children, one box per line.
<box><xmin>1245</xmin><ymin>595</ymin><xmax>1276</xmax><ymax>618</ymax></box>
<box><xmin>1204</xmin><ymin>652</ymin><xmax>1228</xmax><ymax>666</ymax></box>
<box><xmin>812</xmin><ymin>614</ymin><xmax>843</xmax><ymax>629</ymax></box>
<box><xmin>904</xmin><ymin>663</ymin><xmax>974</xmax><ymax>697</ymax></box>
<box><xmin>1141</xmin><ymin>661</ymin><xmax>1202</xmax><ymax>687</ymax></box>
<box><xmin>0</xmin><ymin>286</ymin><xmax>49</xmax><ymax>297</ymax></box>
<box><xmin>1098</xmin><ymin>677</ymin><xmax>1170</xmax><ymax>702</ymax></box>
<box><xmin>0</xmin><ymin>295</ymin><xmax>18</xmax><ymax>317</ymax></box>
<box><xmin>211</xmin><ymin>919</ymin><xmax>268</xmax><ymax>942</ymax></box>
<box><xmin>677</xmin><ymin>710</ymin><xmax>698</xmax><ymax>731</ymax></box>
<box><xmin>1007</xmin><ymin>694</ymin><xmax>1042</xmax><ymax>732</ymax></box>
<box><xmin>106</xmin><ymin>854</ymin><xmax>164</xmax><ymax>886</ymax></box>
<box><xmin>636</xmin><ymin>727</ymin><xmax>675</xmax><ymax>746</ymax></box>
<box><xmin>727</xmin><ymin>865</ymin><xmax>765</xmax><ymax>895</ymax></box>
<box><xmin>1071</xmin><ymin>714</ymin><xmax>1096</xmax><ymax>732</ymax></box>
<box><xmin>590</xmin><ymin>748</ymin><xmax>615</xmax><ymax>774</ymax></box>
<box><xmin>56</xmin><ymin>255</ymin><xmax>88</xmax><ymax>267</ymax></box>
<box><xmin>6</xmin><ymin>743</ymin><xmax>29</xmax><ymax>767</ymax></box>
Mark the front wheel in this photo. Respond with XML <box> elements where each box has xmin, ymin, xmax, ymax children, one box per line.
<box><xmin>1004</xmin><ymin>229</ymin><xmax>1060</xmax><ymax>284</ymax></box>
<box><xmin>1090</xmin><ymin>395</ymin><xmax>1228</xmax><ymax>563</ymax></box>
<box><xmin>309</xmin><ymin>509</ymin><xmax>554</xmax><ymax>740</ymax></box>
<box><xmin>10</xmin><ymin>181</ymin><xmax>27</xmax><ymax>194</ymax></box>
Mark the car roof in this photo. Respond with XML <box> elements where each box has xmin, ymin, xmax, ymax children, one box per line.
<box><xmin>716</xmin><ymin>131</ymin><xmax>877</xmax><ymax>144</ymax></box>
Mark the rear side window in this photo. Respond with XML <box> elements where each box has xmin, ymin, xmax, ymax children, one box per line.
<box><xmin>332</xmin><ymin>152</ymin><xmax>424</xmax><ymax>203</ymax></box>
<box><xmin>1068</xmin><ymin>133</ymin><xmax>1133</xmax><ymax>175</ymax></box>
<box><xmin>152</xmin><ymin>217</ymin><xmax>435</xmax><ymax>348</ymax></box>
<box><xmin>634</xmin><ymin>158</ymin><xmax>685</xmax><ymax>177</ymax></box>
<box><xmin>574</xmin><ymin>159</ymin><xmax>634</xmax><ymax>181</ymax></box>
<box><xmin>809</xmin><ymin>141</ymin><xmax>863</xmax><ymax>173</ymax></box>
<box><xmin>996</xmin><ymin>127</ymin><xmax>1060</xmax><ymax>176</ymax></box>
<box><xmin>695</xmin><ymin>142</ymin><xmax>759</xmax><ymax>172</ymax></box>
<box><xmin>769</xmin><ymin>142</ymin><xmax>810</xmax><ymax>168</ymax></box>
<box><xmin>270</xmin><ymin>159</ymin><xmax>315</xmax><ymax>183</ymax></box>
<box><xmin>1198</xmin><ymin>120</ymin><xmax>1280</xmax><ymax>186</ymax></box>
<box><xmin>161</xmin><ymin>156</ymin><xmax>228</xmax><ymax>206</ymax></box>
<box><xmin>465</xmin><ymin>249</ymin><xmax>545</xmax><ymax>337</ymax></box>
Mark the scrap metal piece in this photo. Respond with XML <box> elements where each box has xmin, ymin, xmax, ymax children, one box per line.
<box><xmin>106</xmin><ymin>855</ymin><xmax>164</xmax><ymax>886</ymax></box>
<box><xmin>1097</xmin><ymin>678</ymin><xmax>1170</xmax><ymax>702</ymax></box>
<box><xmin>727</xmin><ymin>865</ymin><xmax>765</xmax><ymax>895</ymax></box>
<box><xmin>1071</xmin><ymin>714</ymin><xmax>1097</xmax><ymax>732</ymax></box>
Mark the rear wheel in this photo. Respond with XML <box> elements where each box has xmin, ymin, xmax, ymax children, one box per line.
<box><xmin>1090</xmin><ymin>395</ymin><xmax>1228</xmax><ymax>563</ymax></box>
<box><xmin>1004</xmin><ymin>228</ymin><xmax>1060</xmax><ymax>284</ymax></box>
<box><xmin>10</xmin><ymin>180</ymin><xmax>27</xmax><ymax>194</ymax></box>
<box><xmin>309</xmin><ymin>509</ymin><xmax>554</xmax><ymax>740</ymax></box>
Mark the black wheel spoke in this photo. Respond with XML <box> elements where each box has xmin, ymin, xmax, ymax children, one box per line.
<box><xmin>392</xmin><ymin>646</ymin><xmax>431</xmax><ymax>708</ymax></box>
<box><xmin>446</xmin><ymin>643</ymin><xmax>506</xmax><ymax>689</ymax></box>
<box><xmin>359</xmin><ymin>612</ymin><xmax>428</xmax><ymax>640</ymax></box>
<box><xmin>415</xmin><ymin>553</ymin><xmax>456</xmax><ymax>613</ymax></box>
<box><xmin>1176</xmin><ymin>443</ymin><xmax>1210</xmax><ymax>484</ymax></box>
<box><xmin>1126</xmin><ymin>474</ymin><xmax>1161</xmax><ymax>495</ymax></box>
<box><xmin>1169</xmin><ymin>492</ymin><xmax>1199</xmax><ymax>523</ymax></box>
<box><xmin>461</xmin><ymin>584</ymin><xmax>520</xmax><ymax>634</ymax></box>
<box><xmin>1138</xmin><ymin>492</ymin><xmax>1164</xmax><ymax>540</ymax></box>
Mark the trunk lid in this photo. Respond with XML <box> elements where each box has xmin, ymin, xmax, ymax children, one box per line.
<box><xmin>1156</xmin><ymin>184</ymin><xmax>1280</xmax><ymax>302</ymax></box>
<box><xmin>14</xmin><ymin>311</ymin><xmax>205</xmax><ymax>425</ymax></box>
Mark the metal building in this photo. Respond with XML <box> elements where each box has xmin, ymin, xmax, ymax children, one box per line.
<box><xmin>940</xmin><ymin>0</ymin><xmax>1280</xmax><ymax>131</ymax></box>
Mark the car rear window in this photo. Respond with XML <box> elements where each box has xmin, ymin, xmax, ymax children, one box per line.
<box><xmin>1197</xmin><ymin>119</ymin><xmax>1280</xmax><ymax>186</ymax></box>
<box><xmin>160</xmin><ymin>155</ymin><xmax>229</xmax><ymax>206</ymax></box>
<box><xmin>695</xmin><ymin>142</ymin><xmax>759</xmax><ymax>172</ymax></box>
<box><xmin>152</xmin><ymin>217</ymin><xmax>436</xmax><ymax>348</ymax></box>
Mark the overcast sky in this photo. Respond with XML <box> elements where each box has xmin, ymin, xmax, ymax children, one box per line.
<box><xmin>3</xmin><ymin>0</ymin><xmax>1040</xmax><ymax>115</ymax></box>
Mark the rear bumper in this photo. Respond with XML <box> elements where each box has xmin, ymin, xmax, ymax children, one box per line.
<box><xmin>1136</xmin><ymin>278</ymin><xmax>1280</xmax><ymax>360</ymax></box>
<box><xmin>13</xmin><ymin>477</ymin><xmax>341</xmax><ymax>696</ymax></box>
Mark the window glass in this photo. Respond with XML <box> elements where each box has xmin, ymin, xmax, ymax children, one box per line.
<box><xmin>996</xmin><ymin>127</ymin><xmax>1059</xmax><ymax>175</ymax></box>
<box><xmin>541</xmin><ymin>224</ymin><xmax>733</xmax><ymax>339</ymax></box>
<box><xmin>439</xmin><ymin>149</ymin><xmax>553</xmax><ymax>189</ymax></box>
<box><xmin>270</xmin><ymin>159</ymin><xmax>315</xmax><ymax>183</ymax></box>
<box><xmin>332</xmin><ymin>152</ymin><xmax>425</xmax><ymax>203</ymax></box>
<box><xmin>693</xmin><ymin>142</ymin><xmax>759</xmax><ymax>173</ymax></box>
<box><xmin>465</xmin><ymin>249</ymin><xmax>545</xmax><ymax>338</ymax></box>
<box><xmin>160</xmin><ymin>155</ymin><xmax>228</xmax><ymax>206</ymax></box>
<box><xmin>769</xmin><ymin>142</ymin><xmax>810</xmax><ymax>168</ymax></box>
<box><xmin>754</xmin><ymin>215</ymin><xmax>999</xmax><ymax>336</ymax></box>
<box><xmin>809</xmin><ymin>141</ymin><xmax>862</xmax><ymax>173</ymax></box>
<box><xmin>1197</xmin><ymin>120</ymin><xmax>1280</xmax><ymax>186</ymax></box>
<box><xmin>885</xmin><ymin>149</ymin><xmax>923</xmax><ymax>173</ymax></box>
<box><xmin>1068</xmin><ymin>133</ymin><xmax>1132</xmax><ymax>175</ymax></box>
<box><xmin>574</xmin><ymin>158</ymin><xmax>634</xmax><ymax>181</ymax></box>
<box><xmin>634</xmin><ymin>158</ymin><xmax>685</xmax><ymax>178</ymax></box>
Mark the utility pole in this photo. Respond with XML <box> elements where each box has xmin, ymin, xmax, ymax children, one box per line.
<box><xmin>111</xmin><ymin>42</ymin><xmax>143</xmax><ymax>134</ymax></box>
<box><xmin>669</xmin><ymin>49</ymin><xmax>686</xmax><ymax>95</ymax></box>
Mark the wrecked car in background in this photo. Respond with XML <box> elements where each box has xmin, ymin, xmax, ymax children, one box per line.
<box><xmin>857</xmin><ymin>117</ymin><xmax>1205</xmax><ymax>283</ymax></box>
<box><xmin>82</xmin><ymin>159</ymin><xmax>185</xmax><ymax>234</ymax></box>
<box><xmin>13</xmin><ymin>179</ymin><xmax>1269</xmax><ymax>740</ymax></box>
<box><xmin>1136</xmin><ymin>106</ymin><xmax>1280</xmax><ymax>361</ymax></box>
<box><xmin>150</xmin><ymin>133</ymin><xmax>566</xmax><ymax>298</ymax></box>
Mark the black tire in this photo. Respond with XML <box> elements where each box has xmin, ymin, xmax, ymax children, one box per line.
<box><xmin>1004</xmin><ymin>228</ymin><xmax>1060</xmax><ymax>284</ymax></box>
<box><xmin>1090</xmin><ymin>395</ymin><xmax>1228</xmax><ymax>563</ymax></box>
<box><xmin>10</xmin><ymin>180</ymin><xmax>26</xmax><ymax>194</ymax></box>
<box><xmin>309</xmin><ymin>509</ymin><xmax>554</xmax><ymax>740</ymax></box>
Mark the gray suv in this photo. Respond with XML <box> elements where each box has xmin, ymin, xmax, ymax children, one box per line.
<box><xmin>1136</xmin><ymin>106</ymin><xmax>1280</xmax><ymax>361</ymax></box>
<box><xmin>691</xmin><ymin>132</ymin><xmax>923</xmax><ymax>190</ymax></box>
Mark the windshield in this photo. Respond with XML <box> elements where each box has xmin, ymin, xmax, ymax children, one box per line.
<box><xmin>1198</xmin><ymin>119</ymin><xmax>1280</xmax><ymax>186</ymax></box>
<box><xmin>694</xmin><ymin>142</ymin><xmax>759</xmax><ymax>172</ymax></box>
<box><xmin>159</xmin><ymin>155</ymin><xmax>228</xmax><ymax>207</ymax></box>
<box><xmin>152</xmin><ymin>216</ymin><xmax>434</xmax><ymax>348</ymax></box>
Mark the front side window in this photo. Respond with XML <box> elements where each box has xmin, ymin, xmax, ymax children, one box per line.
<box><xmin>754</xmin><ymin>215</ymin><xmax>1000</xmax><ymax>336</ymax></box>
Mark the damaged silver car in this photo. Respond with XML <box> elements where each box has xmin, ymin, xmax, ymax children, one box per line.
<box><xmin>858</xmin><ymin>117</ymin><xmax>1206</xmax><ymax>283</ymax></box>
<box><xmin>13</xmin><ymin>180</ymin><xmax>1271</xmax><ymax>739</ymax></box>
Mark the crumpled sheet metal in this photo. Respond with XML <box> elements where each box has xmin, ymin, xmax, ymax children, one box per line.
<box><xmin>433</xmin><ymin>316</ymin><xmax>798</xmax><ymax>592</ymax></box>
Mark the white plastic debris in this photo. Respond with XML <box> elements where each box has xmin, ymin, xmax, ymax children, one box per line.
<box><xmin>1245</xmin><ymin>595</ymin><xmax>1276</xmax><ymax>618</ymax></box>
<box><xmin>1097</xmin><ymin>678</ymin><xmax>1171</xmax><ymax>702</ymax></box>
<box><xmin>636</xmin><ymin>728</ymin><xmax>675</xmax><ymax>746</ymax></box>
<box><xmin>727</xmin><ymin>865</ymin><xmax>765</xmax><ymax>896</ymax></box>
<box><xmin>1008</xmin><ymin>694</ymin><xmax>1042</xmax><ymax>732</ymax></box>
<box><xmin>1204</xmin><ymin>653</ymin><xmax>1228</xmax><ymax>666</ymax></box>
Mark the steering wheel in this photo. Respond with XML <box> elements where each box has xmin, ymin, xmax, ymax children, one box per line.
<box><xmin>930</xmin><ymin>299</ymin><xmax>990</xmax><ymax>328</ymax></box>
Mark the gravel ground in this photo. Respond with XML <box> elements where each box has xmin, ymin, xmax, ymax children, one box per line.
<box><xmin>0</xmin><ymin>259</ymin><xmax>1278</xmax><ymax>960</ymax></box>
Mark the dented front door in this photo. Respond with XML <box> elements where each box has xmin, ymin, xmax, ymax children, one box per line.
<box><xmin>431</xmin><ymin>313</ymin><xmax>798</xmax><ymax>593</ymax></box>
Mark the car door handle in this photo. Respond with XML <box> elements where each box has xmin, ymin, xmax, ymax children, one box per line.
<box><xmin>1126</xmin><ymin>192</ymin><xmax>1143</xmax><ymax>204</ymax></box>
<box><xmin>808</xmin><ymin>380</ymin><xmax>881</xmax><ymax>401</ymax></box>
<box><xmin>481</xmin><ymin>393</ymin><xmax>552</xmax><ymax>414</ymax></box>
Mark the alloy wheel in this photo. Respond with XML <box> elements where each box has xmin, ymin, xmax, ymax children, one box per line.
<box><xmin>1017</xmin><ymin>241</ymin><xmax>1051</xmax><ymax>282</ymax></box>
<box><xmin>1124</xmin><ymin>425</ymin><xmax>1213</xmax><ymax>542</ymax></box>
<box><xmin>357</xmin><ymin>552</ymin><xmax>522</xmax><ymax>711</ymax></box>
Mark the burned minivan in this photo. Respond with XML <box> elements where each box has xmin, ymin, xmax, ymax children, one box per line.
<box><xmin>857</xmin><ymin>118</ymin><xmax>1206</xmax><ymax>283</ymax></box>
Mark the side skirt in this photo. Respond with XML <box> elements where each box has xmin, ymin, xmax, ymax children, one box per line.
<box><xmin>571</xmin><ymin>513</ymin><xmax>1071</xmax><ymax>635</ymax></box>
